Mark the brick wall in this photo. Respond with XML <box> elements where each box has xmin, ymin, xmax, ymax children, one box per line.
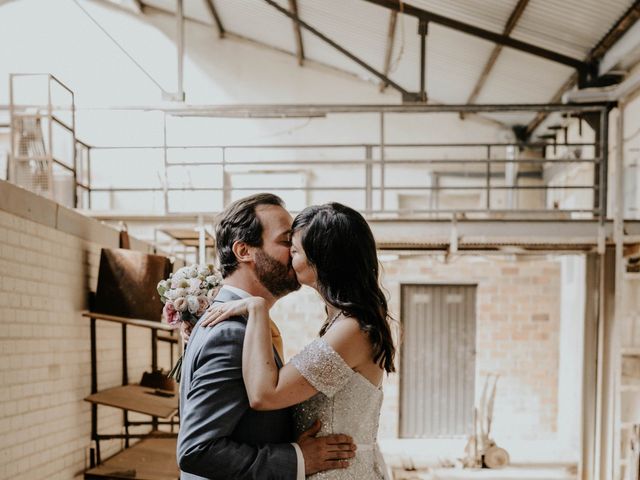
<box><xmin>273</xmin><ymin>254</ymin><xmax>562</xmax><ymax>446</ymax></box>
<box><xmin>0</xmin><ymin>181</ymin><xmax>174</xmax><ymax>480</ymax></box>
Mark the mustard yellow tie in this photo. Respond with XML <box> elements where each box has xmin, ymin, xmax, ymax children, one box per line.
<box><xmin>270</xmin><ymin>320</ymin><xmax>284</xmax><ymax>361</ymax></box>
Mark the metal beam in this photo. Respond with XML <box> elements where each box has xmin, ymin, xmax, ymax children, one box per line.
<box><xmin>466</xmin><ymin>0</ymin><xmax>529</xmax><ymax>106</ymax></box>
<box><xmin>163</xmin><ymin>102</ymin><xmax>608</xmax><ymax>117</ymax></box>
<box><xmin>527</xmin><ymin>1</ymin><xmax>640</xmax><ymax>137</ymax></box>
<box><xmin>204</xmin><ymin>0</ymin><xmax>225</xmax><ymax>38</ymax></box>
<box><xmin>379</xmin><ymin>11</ymin><xmax>397</xmax><ymax>92</ymax></box>
<box><xmin>361</xmin><ymin>0</ymin><xmax>587</xmax><ymax>72</ymax></box>
<box><xmin>590</xmin><ymin>0</ymin><xmax>640</xmax><ymax>61</ymax></box>
<box><xmin>288</xmin><ymin>0</ymin><xmax>305</xmax><ymax>66</ymax></box>
<box><xmin>370</xmin><ymin>219</ymin><xmax>640</xmax><ymax>251</ymax></box>
<box><xmin>418</xmin><ymin>19</ymin><xmax>428</xmax><ymax>102</ymax></box>
<box><xmin>84</xmin><ymin>212</ymin><xmax>640</xmax><ymax>251</ymax></box>
<box><xmin>262</xmin><ymin>0</ymin><xmax>412</xmax><ymax>98</ymax></box>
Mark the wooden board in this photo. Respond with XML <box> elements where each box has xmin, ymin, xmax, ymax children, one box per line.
<box><xmin>85</xmin><ymin>436</ymin><xmax>179</xmax><ymax>480</ymax></box>
<box><xmin>85</xmin><ymin>385</ymin><xmax>178</xmax><ymax>418</ymax></box>
<box><xmin>94</xmin><ymin>248</ymin><xmax>172</xmax><ymax>322</ymax></box>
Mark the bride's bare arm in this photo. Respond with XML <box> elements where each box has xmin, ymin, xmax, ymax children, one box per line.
<box><xmin>239</xmin><ymin>298</ymin><xmax>317</xmax><ymax>409</ymax></box>
<box><xmin>202</xmin><ymin>298</ymin><xmax>371</xmax><ymax>410</ymax></box>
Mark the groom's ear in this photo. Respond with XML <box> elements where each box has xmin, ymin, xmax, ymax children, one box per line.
<box><xmin>232</xmin><ymin>241</ymin><xmax>253</xmax><ymax>264</ymax></box>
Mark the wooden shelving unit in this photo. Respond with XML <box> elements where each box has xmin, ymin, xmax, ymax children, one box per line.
<box><xmin>85</xmin><ymin>385</ymin><xmax>178</xmax><ymax>418</ymax></box>
<box><xmin>84</xmin><ymin>436</ymin><xmax>179</xmax><ymax>480</ymax></box>
<box><xmin>82</xmin><ymin>311</ymin><xmax>180</xmax><ymax>480</ymax></box>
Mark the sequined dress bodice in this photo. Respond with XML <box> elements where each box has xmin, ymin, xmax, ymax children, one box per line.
<box><xmin>291</xmin><ymin>338</ymin><xmax>387</xmax><ymax>479</ymax></box>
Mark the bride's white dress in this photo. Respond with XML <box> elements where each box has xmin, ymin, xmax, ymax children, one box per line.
<box><xmin>291</xmin><ymin>338</ymin><xmax>389</xmax><ymax>479</ymax></box>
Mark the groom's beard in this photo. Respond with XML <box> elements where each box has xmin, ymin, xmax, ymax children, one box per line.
<box><xmin>254</xmin><ymin>249</ymin><xmax>300</xmax><ymax>298</ymax></box>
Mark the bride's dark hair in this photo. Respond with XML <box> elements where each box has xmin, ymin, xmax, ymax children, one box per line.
<box><xmin>291</xmin><ymin>203</ymin><xmax>396</xmax><ymax>373</ymax></box>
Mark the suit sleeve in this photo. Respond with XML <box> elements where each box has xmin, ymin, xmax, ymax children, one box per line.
<box><xmin>177</xmin><ymin>323</ymin><xmax>298</xmax><ymax>479</ymax></box>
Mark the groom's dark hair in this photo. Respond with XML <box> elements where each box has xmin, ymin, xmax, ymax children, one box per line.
<box><xmin>215</xmin><ymin>193</ymin><xmax>285</xmax><ymax>278</ymax></box>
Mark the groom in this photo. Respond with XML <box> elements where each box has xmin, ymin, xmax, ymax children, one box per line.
<box><xmin>178</xmin><ymin>193</ymin><xmax>355</xmax><ymax>479</ymax></box>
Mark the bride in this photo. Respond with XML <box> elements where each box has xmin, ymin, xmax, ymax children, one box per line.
<box><xmin>202</xmin><ymin>202</ymin><xmax>396</xmax><ymax>479</ymax></box>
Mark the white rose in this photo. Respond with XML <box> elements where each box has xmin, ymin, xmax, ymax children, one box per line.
<box><xmin>187</xmin><ymin>295</ymin><xmax>199</xmax><ymax>314</ymax></box>
<box><xmin>175</xmin><ymin>266</ymin><xmax>190</xmax><ymax>279</ymax></box>
<box><xmin>165</xmin><ymin>289</ymin><xmax>178</xmax><ymax>300</ymax></box>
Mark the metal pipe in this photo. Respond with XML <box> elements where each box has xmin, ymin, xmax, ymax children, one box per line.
<box><xmin>486</xmin><ymin>145</ymin><xmax>491</xmax><ymax>209</ymax></box>
<box><xmin>90</xmin><ymin>317</ymin><xmax>100</xmax><ymax>464</ymax></box>
<box><xmin>176</xmin><ymin>0</ymin><xmax>185</xmax><ymax>100</ymax></box>
<box><xmin>47</xmin><ymin>75</ymin><xmax>54</xmax><ymax>199</ymax></box>
<box><xmin>380</xmin><ymin>112</ymin><xmax>385</xmax><ymax>211</ymax></box>
<box><xmin>419</xmin><ymin>20</ymin><xmax>428</xmax><ymax>102</ymax></box>
<box><xmin>151</xmin><ymin>329</ymin><xmax>158</xmax><ymax>431</ymax></box>
<box><xmin>163</xmin><ymin>114</ymin><xmax>169</xmax><ymax>213</ymax></box>
<box><xmin>198</xmin><ymin>215</ymin><xmax>206</xmax><ymax>264</ymax></box>
<box><xmin>611</xmin><ymin>100</ymin><xmax>625</xmax><ymax>479</ymax></box>
<box><xmin>599</xmin><ymin>109</ymin><xmax>609</xmax><ymax>224</ymax></box>
<box><xmin>162</xmin><ymin>158</ymin><xmax>600</xmax><ymax>166</ymax></box>
<box><xmin>72</xmin><ymin>90</ymin><xmax>78</xmax><ymax>208</ymax></box>
<box><xmin>89</xmin><ymin>185</ymin><xmax>598</xmax><ymax>192</ymax></box>
<box><xmin>163</xmin><ymin>102</ymin><xmax>609</xmax><ymax>116</ymax></box>
<box><xmin>88</xmin><ymin>141</ymin><xmax>600</xmax><ymax>149</ymax></box>
<box><xmin>87</xmin><ymin>148</ymin><xmax>92</xmax><ymax>209</ymax></box>
<box><xmin>1</xmin><ymin>101</ymin><xmax>610</xmax><ymax>114</ymax></box>
<box><xmin>365</xmin><ymin>146</ymin><xmax>373</xmax><ymax>214</ymax></box>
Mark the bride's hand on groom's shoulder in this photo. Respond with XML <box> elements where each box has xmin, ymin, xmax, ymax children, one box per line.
<box><xmin>200</xmin><ymin>297</ymin><xmax>266</xmax><ymax>328</ymax></box>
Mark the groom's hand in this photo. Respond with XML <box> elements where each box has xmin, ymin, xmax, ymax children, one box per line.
<box><xmin>297</xmin><ymin>420</ymin><xmax>356</xmax><ymax>475</ymax></box>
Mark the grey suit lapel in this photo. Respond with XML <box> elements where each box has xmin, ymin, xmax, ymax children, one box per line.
<box><xmin>211</xmin><ymin>287</ymin><xmax>284</xmax><ymax>368</ymax></box>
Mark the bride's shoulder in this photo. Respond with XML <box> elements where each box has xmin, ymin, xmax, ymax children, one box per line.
<box><xmin>323</xmin><ymin>316</ymin><xmax>372</xmax><ymax>355</ymax></box>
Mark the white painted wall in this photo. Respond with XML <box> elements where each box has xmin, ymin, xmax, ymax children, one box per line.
<box><xmin>558</xmin><ymin>255</ymin><xmax>586</xmax><ymax>461</ymax></box>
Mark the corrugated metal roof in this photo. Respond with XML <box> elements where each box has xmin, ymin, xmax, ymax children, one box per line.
<box><xmin>133</xmin><ymin>0</ymin><xmax>636</xmax><ymax>126</ymax></box>
<box><xmin>214</xmin><ymin>0</ymin><xmax>297</xmax><ymax>55</ymax></box>
<box><xmin>511</xmin><ymin>0</ymin><xmax>636</xmax><ymax>60</ymax></box>
<box><xmin>389</xmin><ymin>19</ymin><xmax>497</xmax><ymax>102</ymax></box>
<box><xmin>403</xmin><ymin>0</ymin><xmax>518</xmax><ymax>34</ymax></box>
<box><xmin>476</xmin><ymin>48</ymin><xmax>574</xmax><ymax>104</ymax></box>
<box><xmin>298</xmin><ymin>0</ymin><xmax>390</xmax><ymax>82</ymax></box>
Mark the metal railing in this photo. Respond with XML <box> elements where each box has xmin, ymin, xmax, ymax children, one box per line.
<box><xmin>8</xmin><ymin>73</ymin><xmax>90</xmax><ymax>209</ymax></box>
<box><xmin>5</xmin><ymin>90</ymin><xmax>610</xmax><ymax>221</ymax></box>
<box><xmin>85</xmin><ymin>137</ymin><xmax>606</xmax><ymax>220</ymax></box>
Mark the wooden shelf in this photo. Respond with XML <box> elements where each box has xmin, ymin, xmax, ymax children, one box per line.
<box><xmin>85</xmin><ymin>385</ymin><xmax>178</xmax><ymax>418</ymax></box>
<box><xmin>85</xmin><ymin>436</ymin><xmax>179</xmax><ymax>479</ymax></box>
<box><xmin>83</xmin><ymin>311</ymin><xmax>174</xmax><ymax>331</ymax></box>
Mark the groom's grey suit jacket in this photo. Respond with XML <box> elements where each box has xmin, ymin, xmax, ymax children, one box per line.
<box><xmin>177</xmin><ymin>288</ymin><xmax>298</xmax><ymax>479</ymax></box>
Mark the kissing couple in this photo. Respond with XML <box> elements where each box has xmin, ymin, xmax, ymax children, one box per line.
<box><xmin>177</xmin><ymin>193</ymin><xmax>395</xmax><ymax>479</ymax></box>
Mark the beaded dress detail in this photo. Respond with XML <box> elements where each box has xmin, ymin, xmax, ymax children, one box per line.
<box><xmin>291</xmin><ymin>338</ymin><xmax>388</xmax><ymax>479</ymax></box>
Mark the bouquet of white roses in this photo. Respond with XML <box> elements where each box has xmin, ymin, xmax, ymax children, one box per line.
<box><xmin>157</xmin><ymin>264</ymin><xmax>222</xmax><ymax>328</ymax></box>
<box><xmin>158</xmin><ymin>264</ymin><xmax>222</xmax><ymax>381</ymax></box>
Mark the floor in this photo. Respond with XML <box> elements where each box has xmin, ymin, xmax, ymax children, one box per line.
<box><xmin>392</xmin><ymin>465</ymin><xmax>577</xmax><ymax>480</ymax></box>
